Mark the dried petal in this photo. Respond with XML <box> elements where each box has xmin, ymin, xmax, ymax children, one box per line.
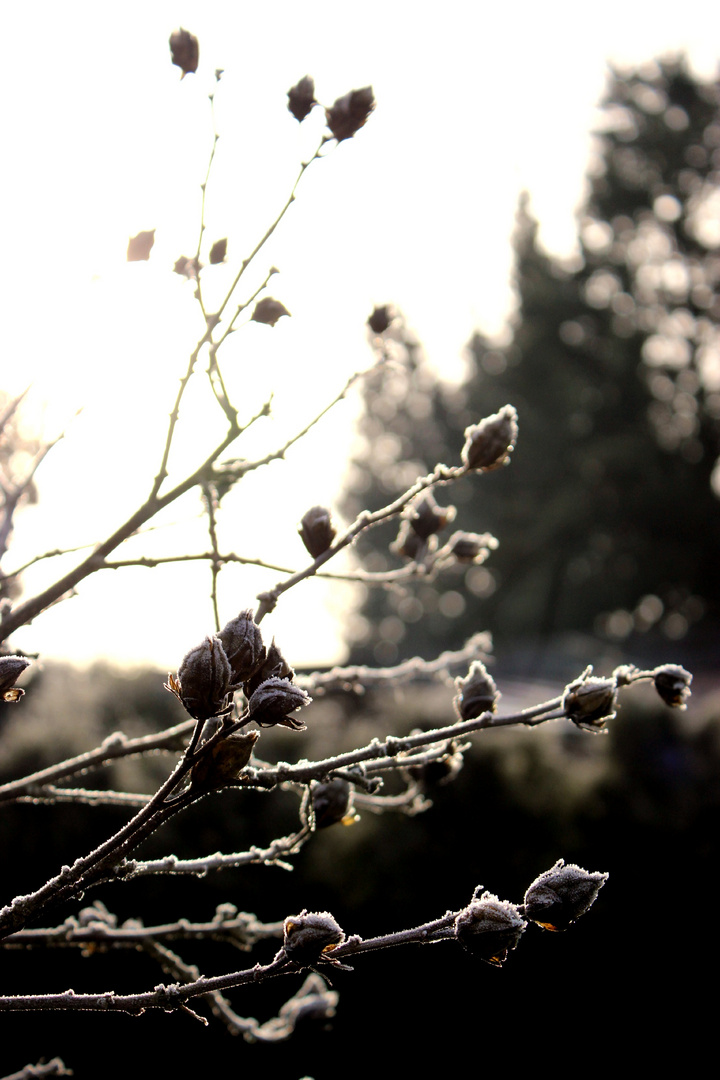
<box><xmin>209</xmin><ymin>238</ymin><xmax>227</xmax><ymax>265</ymax></box>
<box><xmin>455</xmin><ymin>891</ymin><xmax>526</xmax><ymax>966</ymax></box>
<box><xmin>169</xmin><ymin>28</ymin><xmax>199</xmax><ymax>78</ymax></box>
<box><xmin>127</xmin><ymin>230</ymin><xmax>155</xmax><ymax>262</ymax></box>
<box><xmin>283</xmin><ymin>910</ymin><xmax>345</xmax><ymax>964</ymax></box>
<box><xmin>523</xmin><ymin>860</ymin><xmax>608</xmax><ymax>931</ymax></box>
<box><xmin>462</xmin><ymin>405</ymin><xmax>518</xmax><ymax>471</ymax></box>
<box><xmin>288</xmin><ymin>76</ymin><xmax>316</xmax><ymax>122</ymax></box>
<box><xmin>299</xmin><ymin>506</ymin><xmax>337</xmax><ymax>558</ymax></box>
<box><xmin>653</xmin><ymin>664</ymin><xmax>692</xmax><ymax>709</ymax></box>
<box><xmin>247</xmin><ymin>677</ymin><xmax>311</xmax><ymax>730</ymax></box>
<box><xmin>454</xmin><ymin>661</ymin><xmax>499</xmax><ymax>719</ymax></box>
<box><xmin>325</xmin><ymin>87</ymin><xmax>375</xmax><ymax>142</ymax></box>
<box><xmin>191</xmin><ymin>731</ymin><xmax>259</xmax><ymax>790</ymax></box>
<box><xmin>252</xmin><ymin>297</ymin><xmax>291</xmax><ymax>327</ymax></box>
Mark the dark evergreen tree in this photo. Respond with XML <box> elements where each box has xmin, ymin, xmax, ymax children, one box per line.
<box><xmin>343</xmin><ymin>58</ymin><xmax>720</xmax><ymax>667</ymax></box>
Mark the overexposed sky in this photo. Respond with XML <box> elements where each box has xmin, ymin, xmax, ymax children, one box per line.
<box><xmin>2</xmin><ymin>1</ymin><xmax>719</xmax><ymax>669</ymax></box>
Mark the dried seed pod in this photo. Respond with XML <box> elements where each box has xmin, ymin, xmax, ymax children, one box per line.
<box><xmin>310</xmin><ymin>777</ymin><xmax>354</xmax><ymax>829</ymax></box>
<box><xmin>0</xmin><ymin>655</ymin><xmax>31</xmax><ymax>703</ymax></box>
<box><xmin>408</xmin><ymin>493</ymin><xmax>456</xmax><ymax>540</ymax></box>
<box><xmin>325</xmin><ymin>87</ymin><xmax>375</xmax><ymax>142</ymax></box>
<box><xmin>169</xmin><ymin>28</ymin><xmax>199</xmax><ymax>77</ymax></box>
<box><xmin>126</xmin><ymin>230</ymin><xmax>155</xmax><ymax>262</ymax></box>
<box><xmin>283</xmin><ymin>910</ymin><xmax>345</xmax><ymax>964</ymax></box>
<box><xmin>454</xmin><ymin>661</ymin><xmax>499</xmax><ymax>720</ymax></box>
<box><xmin>653</xmin><ymin>664</ymin><xmax>692</xmax><ymax>709</ymax></box>
<box><xmin>461</xmin><ymin>405</ymin><xmax>518</xmax><ymax>471</ymax></box>
<box><xmin>287</xmin><ymin>75</ymin><xmax>316</xmax><ymax>122</ymax></box>
<box><xmin>391</xmin><ymin>520</ymin><xmax>429</xmax><ymax>562</ymax></box>
<box><xmin>167</xmin><ymin>635</ymin><xmax>231</xmax><ymax>720</ymax></box>
<box><xmin>562</xmin><ymin>674</ymin><xmax>616</xmax><ymax>732</ymax></box>
<box><xmin>247</xmin><ymin>677</ymin><xmax>311</xmax><ymax>730</ymax></box>
<box><xmin>245</xmin><ymin>639</ymin><xmax>294</xmax><ymax>697</ymax></box>
<box><xmin>209</xmin><ymin>238</ymin><xmax>227</xmax><ymax>264</ymax></box>
<box><xmin>251</xmin><ymin>297</ymin><xmax>291</xmax><ymax>326</ymax></box>
<box><xmin>218</xmin><ymin>609</ymin><xmax>266</xmax><ymax>685</ymax></box>
<box><xmin>523</xmin><ymin>860</ymin><xmax>608</xmax><ymax>931</ymax></box>
<box><xmin>299</xmin><ymin>506</ymin><xmax>336</xmax><ymax>558</ymax></box>
<box><xmin>447</xmin><ymin>530</ymin><xmax>498</xmax><ymax>564</ymax></box>
<box><xmin>191</xmin><ymin>731</ymin><xmax>259</xmax><ymax>791</ymax></box>
<box><xmin>455</xmin><ymin>892</ymin><xmax>526</xmax><ymax>966</ymax></box>
<box><xmin>367</xmin><ymin>305</ymin><xmax>393</xmax><ymax>334</ymax></box>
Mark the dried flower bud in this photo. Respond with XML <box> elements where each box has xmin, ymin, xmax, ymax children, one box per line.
<box><xmin>325</xmin><ymin>87</ymin><xmax>375</xmax><ymax>142</ymax></box>
<box><xmin>310</xmin><ymin>778</ymin><xmax>354</xmax><ymax>829</ymax></box>
<box><xmin>455</xmin><ymin>891</ymin><xmax>526</xmax><ymax>966</ymax></box>
<box><xmin>168</xmin><ymin>635</ymin><xmax>231</xmax><ymax>721</ymax></box>
<box><xmin>562</xmin><ymin>674</ymin><xmax>616</xmax><ymax>732</ymax></box>
<box><xmin>408</xmin><ymin>493</ymin><xmax>456</xmax><ymax>540</ymax></box>
<box><xmin>462</xmin><ymin>405</ymin><xmax>518</xmax><ymax>471</ymax></box>
<box><xmin>283</xmin><ymin>910</ymin><xmax>345</xmax><ymax>964</ymax></box>
<box><xmin>247</xmin><ymin>677</ymin><xmax>311</xmax><ymax>730</ymax></box>
<box><xmin>367</xmin><ymin>305</ymin><xmax>393</xmax><ymax>334</ymax></box>
<box><xmin>447</xmin><ymin>531</ymin><xmax>498</xmax><ymax>564</ymax></box>
<box><xmin>245</xmin><ymin>639</ymin><xmax>294</xmax><ymax>697</ymax></box>
<box><xmin>287</xmin><ymin>75</ymin><xmax>316</xmax><ymax>122</ymax></box>
<box><xmin>209</xmin><ymin>238</ymin><xmax>227</xmax><ymax>264</ymax></box>
<box><xmin>169</xmin><ymin>28</ymin><xmax>199</xmax><ymax>78</ymax></box>
<box><xmin>523</xmin><ymin>859</ymin><xmax>608</xmax><ymax>931</ymax></box>
<box><xmin>191</xmin><ymin>731</ymin><xmax>259</xmax><ymax>790</ymax></box>
<box><xmin>391</xmin><ymin>520</ymin><xmax>429</xmax><ymax>562</ymax></box>
<box><xmin>127</xmin><ymin>230</ymin><xmax>155</xmax><ymax>262</ymax></box>
<box><xmin>299</xmin><ymin>506</ymin><xmax>337</xmax><ymax>558</ymax></box>
<box><xmin>454</xmin><ymin>661</ymin><xmax>499</xmax><ymax>720</ymax></box>
<box><xmin>0</xmin><ymin>655</ymin><xmax>31</xmax><ymax>703</ymax></box>
<box><xmin>251</xmin><ymin>297</ymin><xmax>291</xmax><ymax>327</ymax></box>
<box><xmin>173</xmin><ymin>255</ymin><xmax>200</xmax><ymax>279</ymax></box>
<box><xmin>218</xmin><ymin>609</ymin><xmax>266</xmax><ymax>685</ymax></box>
<box><xmin>653</xmin><ymin>664</ymin><xmax>692</xmax><ymax>709</ymax></box>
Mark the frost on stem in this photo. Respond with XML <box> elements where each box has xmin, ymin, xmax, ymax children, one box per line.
<box><xmin>462</xmin><ymin>405</ymin><xmax>518</xmax><ymax>471</ymax></box>
<box><xmin>0</xmin><ymin>654</ymin><xmax>31</xmax><ymax>702</ymax></box>
<box><xmin>523</xmin><ymin>860</ymin><xmax>608</xmax><ymax>931</ymax></box>
<box><xmin>455</xmin><ymin>891</ymin><xmax>526</xmax><ymax>966</ymax></box>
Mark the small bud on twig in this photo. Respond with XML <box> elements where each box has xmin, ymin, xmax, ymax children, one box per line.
<box><xmin>523</xmin><ymin>859</ymin><xmax>608</xmax><ymax>931</ymax></box>
<box><xmin>298</xmin><ymin>506</ymin><xmax>337</xmax><ymax>558</ymax></box>
<box><xmin>391</xmin><ymin>520</ymin><xmax>430</xmax><ymax>562</ymax></box>
<box><xmin>454</xmin><ymin>661</ymin><xmax>499</xmax><ymax>719</ymax></box>
<box><xmin>0</xmin><ymin>655</ymin><xmax>31</xmax><ymax>703</ymax></box>
<box><xmin>455</xmin><ymin>891</ymin><xmax>526</xmax><ymax>966</ymax></box>
<box><xmin>287</xmin><ymin>76</ymin><xmax>316</xmax><ymax>122</ymax></box>
<box><xmin>653</xmin><ymin>664</ymin><xmax>692</xmax><ymax>709</ymax></box>
<box><xmin>252</xmin><ymin>298</ymin><xmax>291</xmax><ymax>327</ymax></box>
<box><xmin>325</xmin><ymin>87</ymin><xmax>375</xmax><ymax>142</ymax></box>
<box><xmin>461</xmin><ymin>405</ymin><xmax>518</xmax><ymax>471</ymax></box>
<box><xmin>562</xmin><ymin>673</ymin><xmax>616</xmax><ymax>732</ymax></box>
<box><xmin>407</xmin><ymin>493</ymin><xmax>456</xmax><ymax>540</ymax></box>
<box><xmin>367</xmin><ymin>305</ymin><xmax>393</xmax><ymax>334</ymax></box>
<box><xmin>169</xmin><ymin>28</ymin><xmax>199</xmax><ymax>78</ymax></box>
<box><xmin>283</xmin><ymin>910</ymin><xmax>345</xmax><ymax>965</ymax></box>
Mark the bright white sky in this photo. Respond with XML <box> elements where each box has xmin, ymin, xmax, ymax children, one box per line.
<box><xmin>2</xmin><ymin>0</ymin><xmax>719</xmax><ymax>671</ymax></box>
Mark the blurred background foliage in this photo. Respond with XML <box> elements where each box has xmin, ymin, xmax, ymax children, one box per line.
<box><xmin>2</xmin><ymin>57</ymin><xmax>719</xmax><ymax>1075</ymax></box>
<box><xmin>343</xmin><ymin>58</ymin><xmax>720</xmax><ymax>672</ymax></box>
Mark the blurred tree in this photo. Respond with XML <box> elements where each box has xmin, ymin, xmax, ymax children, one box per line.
<box><xmin>343</xmin><ymin>58</ymin><xmax>720</xmax><ymax>666</ymax></box>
